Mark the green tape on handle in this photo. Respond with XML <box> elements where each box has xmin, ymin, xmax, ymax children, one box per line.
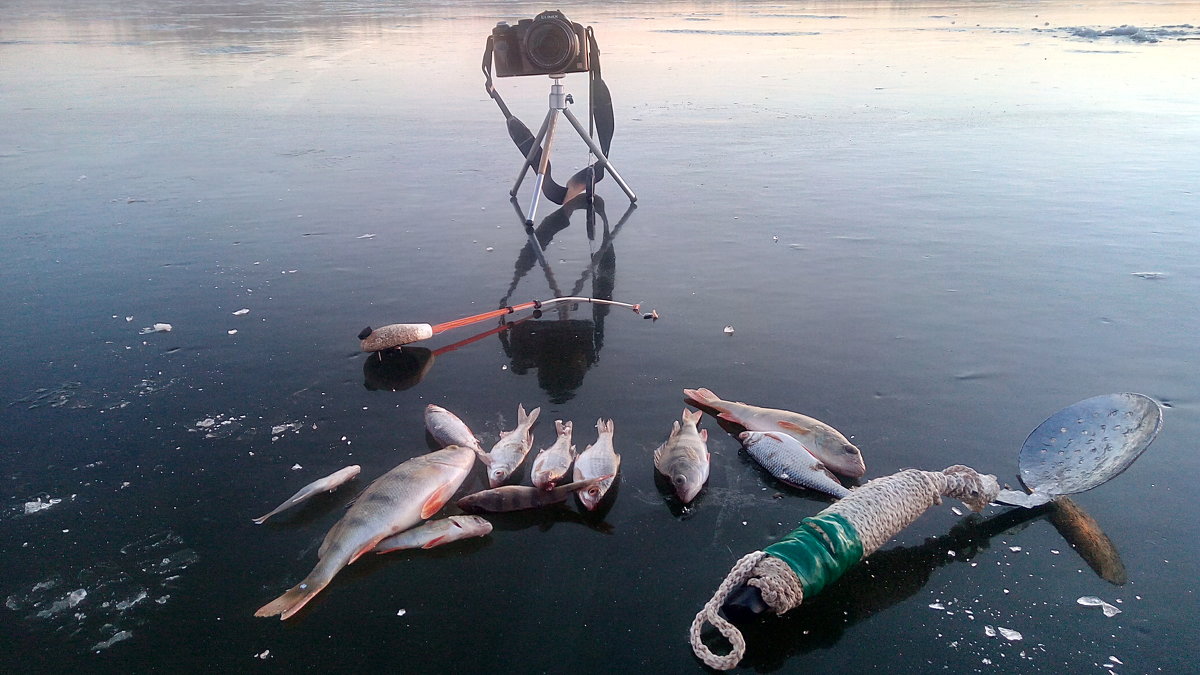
<box><xmin>762</xmin><ymin>513</ymin><xmax>864</xmax><ymax>598</ymax></box>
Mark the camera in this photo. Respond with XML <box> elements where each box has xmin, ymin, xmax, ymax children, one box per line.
<box><xmin>492</xmin><ymin>10</ymin><xmax>590</xmax><ymax>78</ymax></box>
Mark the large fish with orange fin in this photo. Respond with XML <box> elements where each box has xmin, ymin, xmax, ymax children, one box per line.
<box><xmin>683</xmin><ymin>387</ymin><xmax>866</xmax><ymax>478</ymax></box>
<box><xmin>254</xmin><ymin>445</ymin><xmax>476</xmax><ymax>620</ymax></box>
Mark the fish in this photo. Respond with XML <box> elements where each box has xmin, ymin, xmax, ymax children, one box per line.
<box><xmin>424</xmin><ymin>404</ymin><xmax>483</xmax><ymax>452</ymax></box>
<box><xmin>531</xmin><ymin>420</ymin><xmax>576</xmax><ymax>489</ymax></box>
<box><xmin>653</xmin><ymin>409</ymin><xmax>710</xmax><ymax>504</ymax></box>
<box><xmin>456</xmin><ymin>475</ymin><xmax>611</xmax><ymax>512</ymax></box>
<box><xmin>254</xmin><ymin>445</ymin><xmax>477</xmax><ymax>620</ymax></box>
<box><xmin>479</xmin><ymin>404</ymin><xmax>541</xmax><ymax>487</ymax></box>
<box><xmin>738</xmin><ymin>431</ymin><xmax>851</xmax><ymax>499</ymax></box>
<box><xmin>683</xmin><ymin>387</ymin><xmax>866</xmax><ymax>478</ymax></box>
<box><xmin>573</xmin><ymin>418</ymin><xmax>621</xmax><ymax>511</ymax></box>
<box><xmin>372</xmin><ymin>515</ymin><xmax>493</xmax><ymax>553</ymax></box>
<box><xmin>252</xmin><ymin>465</ymin><xmax>361</xmax><ymax>524</ymax></box>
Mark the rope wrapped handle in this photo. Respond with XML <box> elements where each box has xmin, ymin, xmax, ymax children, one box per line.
<box><xmin>689</xmin><ymin>465</ymin><xmax>999</xmax><ymax>670</ymax></box>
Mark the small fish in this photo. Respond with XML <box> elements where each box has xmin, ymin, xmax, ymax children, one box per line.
<box><xmin>684</xmin><ymin>387</ymin><xmax>866</xmax><ymax>478</ymax></box>
<box><xmin>456</xmin><ymin>475</ymin><xmax>611</xmax><ymax>512</ymax></box>
<box><xmin>654</xmin><ymin>409</ymin><xmax>710</xmax><ymax>504</ymax></box>
<box><xmin>255</xmin><ymin>446</ymin><xmax>476</xmax><ymax>620</ymax></box>
<box><xmin>480</xmin><ymin>404</ymin><xmax>541</xmax><ymax>487</ymax></box>
<box><xmin>531</xmin><ymin>420</ymin><xmax>576</xmax><ymax>489</ymax></box>
<box><xmin>573</xmin><ymin>419</ymin><xmax>621</xmax><ymax>511</ymax></box>
<box><xmin>424</xmin><ymin>404</ymin><xmax>483</xmax><ymax>452</ymax></box>
<box><xmin>373</xmin><ymin>515</ymin><xmax>492</xmax><ymax>553</ymax></box>
<box><xmin>738</xmin><ymin>431</ymin><xmax>850</xmax><ymax>499</ymax></box>
<box><xmin>252</xmin><ymin>465</ymin><xmax>361</xmax><ymax>524</ymax></box>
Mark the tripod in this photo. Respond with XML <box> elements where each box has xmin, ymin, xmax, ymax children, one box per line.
<box><xmin>511</xmin><ymin>74</ymin><xmax>636</xmax><ymax>226</ymax></box>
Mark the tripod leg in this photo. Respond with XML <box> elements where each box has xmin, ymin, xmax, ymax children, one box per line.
<box><xmin>562</xmin><ymin>107</ymin><xmax>637</xmax><ymax>203</ymax></box>
<box><xmin>511</xmin><ymin>109</ymin><xmax>556</xmax><ymax>197</ymax></box>
<box><xmin>524</xmin><ymin>109</ymin><xmax>561</xmax><ymax>226</ymax></box>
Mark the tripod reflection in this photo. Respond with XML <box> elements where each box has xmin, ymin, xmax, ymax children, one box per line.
<box><xmin>498</xmin><ymin>194</ymin><xmax>635</xmax><ymax>403</ymax></box>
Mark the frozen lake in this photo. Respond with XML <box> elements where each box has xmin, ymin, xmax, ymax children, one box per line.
<box><xmin>2</xmin><ymin>1</ymin><xmax>1198</xmax><ymax>671</ymax></box>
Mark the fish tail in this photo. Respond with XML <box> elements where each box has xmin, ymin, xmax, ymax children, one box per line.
<box><xmin>597</xmin><ymin>418</ymin><xmax>614</xmax><ymax>435</ymax></box>
<box><xmin>556</xmin><ymin>419</ymin><xmax>571</xmax><ymax>436</ymax></box>
<box><xmin>521</xmin><ymin>405</ymin><xmax>541</xmax><ymax>427</ymax></box>
<box><xmin>251</xmin><ymin>512</ymin><xmax>272</xmax><ymax>525</ymax></box>
<box><xmin>683</xmin><ymin>387</ymin><xmax>722</xmax><ymax>412</ymax></box>
<box><xmin>254</xmin><ymin>559</ymin><xmax>339</xmax><ymax>620</ymax></box>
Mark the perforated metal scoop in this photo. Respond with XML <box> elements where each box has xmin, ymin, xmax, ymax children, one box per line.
<box><xmin>994</xmin><ymin>393</ymin><xmax>1162</xmax><ymax>508</ymax></box>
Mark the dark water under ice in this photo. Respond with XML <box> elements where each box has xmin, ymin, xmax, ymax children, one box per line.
<box><xmin>3</xmin><ymin>1</ymin><xmax>1199</xmax><ymax>672</ymax></box>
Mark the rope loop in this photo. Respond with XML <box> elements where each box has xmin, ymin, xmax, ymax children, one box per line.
<box><xmin>689</xmin><ymin>551</ymin><xmax>764</xmax><ymax>670</ymax></box>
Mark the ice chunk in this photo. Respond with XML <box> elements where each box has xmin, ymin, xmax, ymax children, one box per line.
<box><xmin>998</xmin><ymin>627</ymin><xmax>1023</xmax><ymax>641</ymax></box>
<box><xmin>233</xmin><ymin>308</ymin><xmax>250</xmax><ymax>315</ymax></box>
<box><xmin>1009</xmin><ymin>546</ymin><xmax>1022</xmax><ymax>552</ymax></box>
<box><xmin>138</xmin><ymin>323</ymin><xmax>172</xmax><ymax>334</ymax></box>
<box><xmin>984</xmin><ymin>625</ymin><xmax>997</xmax><ymax>637</ymax></box>
<box><xmin>24</xmin><ymin>497</ymin><xmax>62</xmax><ymax>514</ymax></box>
<box><xmin>928</xmin><ymin>602</ymin><xmax>946</xmax><ymax>610</ymax></box>
<box><xmin>196</xmin><ymin>418</ymin><xmax>216</xmax><ymax>429</ymax></box>
<box><xmin>115</xmin><ymin>589</ymin><xmax>148</xmax><ymax>611</ymax></box>
<box><xmin>1077</xmin><ymin>595</ymin><xmax>1122</xmax><ymax>616</ymax></box>
<box><xmin>91</xmin><ymin>630</ymin><xmax>133</xmax><ymax>651</ymax></box>
<box><xmin>723</xmin><ymin>325</ymin><xmax>735</xmax><ymax>334</ymax></box>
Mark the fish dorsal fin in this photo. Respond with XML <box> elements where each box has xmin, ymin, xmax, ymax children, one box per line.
<box><xmin>777</xmin><ymin>420</ymin><xmax>811</xmax><ymax>434</ymax></box>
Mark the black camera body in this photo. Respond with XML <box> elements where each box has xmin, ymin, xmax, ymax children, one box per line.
<box><xmin>492</xmin><ymin>10</ymin><xmax>590</xmax><ymax>78</ymax></box>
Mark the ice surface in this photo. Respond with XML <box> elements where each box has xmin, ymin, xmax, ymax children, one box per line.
<box><xmin>6</xmin><ymin>530</ymin><xmax>195</xmax><ymax>652</ymax></box>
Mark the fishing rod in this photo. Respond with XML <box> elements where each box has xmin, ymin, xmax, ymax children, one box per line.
<box><xmin>359</xmin><ymin>296</ymin><xmax>653</xmax><ymax>352</ymax></box>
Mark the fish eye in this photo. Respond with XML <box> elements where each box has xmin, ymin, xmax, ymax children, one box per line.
<box><xmin>588</xmin><ymin>487</ymin><xmax>599</xmax><ymax>496</ymax></box>
<box><xmin>674</xmin><ymin>476</ymin><xmax>686</xmax><ymax>485</ymax></box>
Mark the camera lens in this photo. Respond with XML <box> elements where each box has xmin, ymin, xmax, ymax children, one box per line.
<box><xmin>524</xmin><ymin>18</ymin><xmax>578</xmax><ymax>73</ymax></box>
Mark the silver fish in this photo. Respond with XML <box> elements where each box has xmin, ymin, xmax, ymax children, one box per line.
<box><xmin>684</xmin><ymin>387</ymin><xmax>866</xmax><ymax>477</ymax></box>
<box><xmin>252</xmin><ymin>465</ymin><xmax>361</xmax><ymax>524</ymax></box>
<box><xmin>480</xmin><ymin>404</ymin><xmax>541</xmax><ymax>487</ymax></box>
<box><xmin>654</xmin><ymin>409</ymin><xmax>710</xmax><ymax>504</ymax></box>
<box><xmin>373</xmin><ymin>515</ymin><xmax>492</xmax><ymax>553</ymax></box>
<box><xmin>456</xmin><ymin>475</ymin><xmax>610</xmax><ymax>512</ymax></box>
<box><xmin>573</xmin><ymin>418</ymin><xmax>621</xmax><ymax>511</ymax></box>
<box><xmin>531</xmin><ymin>420</ymin><xmax>576</xmax><ymax>490</ymax></box>
<box><xmin>255</xmin><ymin>446</ymin><xmax>476</xmax><ymax>620</ymax></box>
<box><xmin>424</xmin><ymin>404</ymin><xmax>483</xmax><ymax>452</ymax></box>
<box><xmin>738</xmin><ymin>431</ymin><xmax>850</xmax><ymax>498</ymax></box>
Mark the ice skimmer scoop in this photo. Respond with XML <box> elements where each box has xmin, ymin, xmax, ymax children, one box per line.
<box><xmin>994</xmin><ymin>393</ymin><xmax>1162</xmax><ymax>508</ymax></box>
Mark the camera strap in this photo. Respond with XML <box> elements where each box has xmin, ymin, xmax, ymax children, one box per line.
<box><xmin>482</xmin><ymin>32</ymin><xmax>616</xmax><ymax>205</ymax></box>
